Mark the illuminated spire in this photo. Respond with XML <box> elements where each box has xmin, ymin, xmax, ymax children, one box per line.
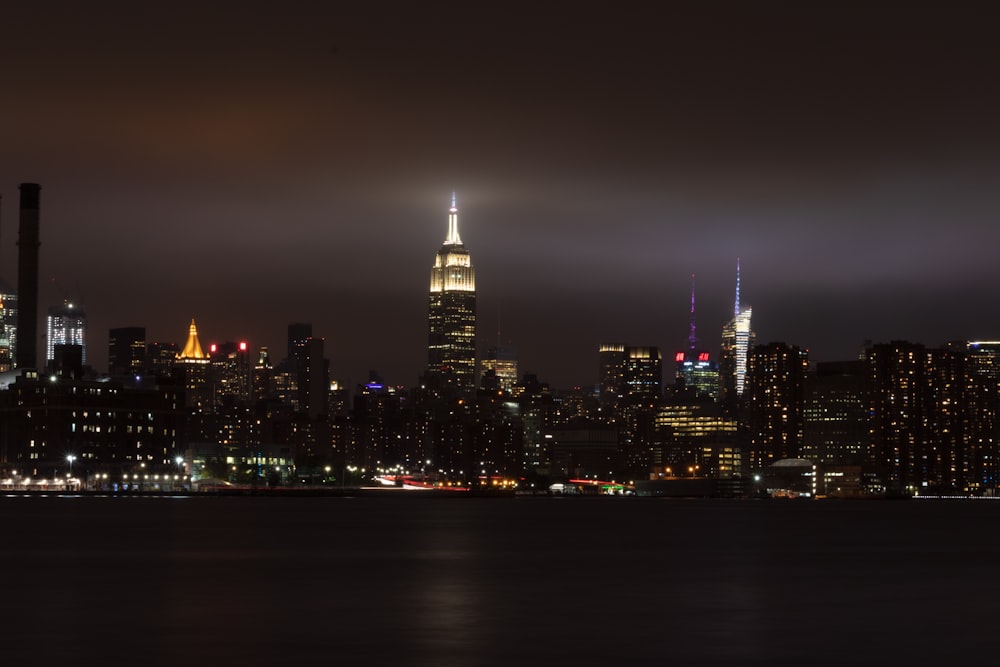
<box><xmin>445</xmin><ymin>192</ymin><xmax>462</xmax><ymax>245</ymax></box>
<box><xmin>689</xmin><ymin>273</ymin><xmax>697</xmax><ymax>351</ymax></box>
<box><xmin>178</xmin><ymin>318</ymin><xmax>206</xmax><ymax>360</ymax></box>
<box><xmin>734</xmin><ymin>257</ymin><xmax>741</xmax><ymax>317</ymax></box>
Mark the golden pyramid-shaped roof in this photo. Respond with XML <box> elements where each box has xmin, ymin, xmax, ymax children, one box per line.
<box><xmin>178</xmin><ymin>319</ymin><xmax>207</xmax><ymax>360</ymax></box>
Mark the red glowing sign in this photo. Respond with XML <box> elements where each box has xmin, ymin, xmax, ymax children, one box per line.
<box><xmin>698</xmin><ymin>352</ymin><xmax>710</xmax><ymax>362</ymax></box>
<box><xmin>239</xmin><ymin>341</ymin><xmax>248</xmax><ymax>351</ymax></box>
<box><xmin>674</xmin><ymin>352</ymin><xmax>685</xmax><ymax>362</ymax></box>
<box><xmin>210</xmin><ymin>343</ymin><xmax>217</xmax><ymax>354</ymax></box>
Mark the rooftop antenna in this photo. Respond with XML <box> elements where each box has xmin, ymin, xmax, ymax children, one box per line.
<box><xmin>688</xmin><ymin>273</ymin><xmax>698</xmax><ymax>351</ymax></box>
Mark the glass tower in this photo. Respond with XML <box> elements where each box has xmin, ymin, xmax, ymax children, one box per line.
<box><xmin>720</xmin><ymin>260</ymin><xmax>754</xmax><ymax>414</ymax></box>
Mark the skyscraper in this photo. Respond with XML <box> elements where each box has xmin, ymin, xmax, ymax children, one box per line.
<box><xmin>0</xmin><ymin>283</ymin><xmax>16</xmax><ymax>373</ymax></box>
<box><xmin>621</xmin><ymin>346</ymin><xmax>663</xmax><ymax>473</ymax></box>
<box><xmin>744</xmin><ymin>341</ymin><xmax>809</xmax><ymax>469</ymax></box>
<box><xmin>176</xmin><ymin>319</ymin><xmax>210</xmax><ymax>409</ymax></box>
<box><xmin>108</xmin><ymin>326</ymin><xmax>146</xmax><ymax>378</ymax></box>
<box><xmin>720</xmin><ymin>260</ymin><xmax>754</xmax><ymax>415</ymax></box>
<box><xmin>673</xmin><ymin>275</ymin><xmax>719</xmax><ymax>400</ymax></box>
<box><xmin>427</xmin><ymin>194</ymin><xmax>476</xmax><ymax>391</ymax></box>
<box><xmin>598</xmin><ymin>343</ymin><xmax>626</xmax><ymax>415</ymax></box>
<box><xmin>208</xmin><ymin>340</ymin><xmax>253</xmax><ymax>406</ymax></box>
<box><xmin>277</xmin><ymin>323</ymin><xmax>330</xmax><ymax>418</ymax></box>
<box><xmin>46</xmin><ymin>301</ymin><xmax>87</xmax><ymax>367</ymax></box>
<box><xmin>480</xmin><ymin>345</ymin><xmax>518</xmax><ymax>393</ymax></box>
<box><xmin>623</xmin><ymin>346</ymin><xmax>663</xmax><ymax>406</ymax></box>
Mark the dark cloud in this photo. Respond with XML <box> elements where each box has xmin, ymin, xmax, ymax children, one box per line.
<box><xmin>1</xmin><ymin>2</ymin><xmax>999</xmax><ymax>388</ymax></box>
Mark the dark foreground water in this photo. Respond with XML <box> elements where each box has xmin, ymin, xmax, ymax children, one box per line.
<box><xmin>2</xmin><ymin>495</ymin><xmax>999</xmax><ymax>666</ymax></box>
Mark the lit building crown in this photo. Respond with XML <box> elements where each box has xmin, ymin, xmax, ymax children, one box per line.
<box><xmin>178</xmin><ymin>319</ymin><xmax>207</xmax><ymax>360</ymax></box>
<box><xmin>430</xmin><ymin>194</ymin><xmax>475</xmax><ymax>293</ymax></box>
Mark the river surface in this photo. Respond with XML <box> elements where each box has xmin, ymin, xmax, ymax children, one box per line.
<box><xmin>2</xmin><ymin>495</ymin><xmax>997</xmax><ymax>665</ymax></box>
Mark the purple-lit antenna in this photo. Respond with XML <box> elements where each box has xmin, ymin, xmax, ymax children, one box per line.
<box><xmin>689</xmin><ymin>273</ymin><xmax>697</xmax><ymax>351</ymax></box>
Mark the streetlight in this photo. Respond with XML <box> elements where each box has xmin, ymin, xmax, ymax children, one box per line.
<box><xmin>175</xmin><ymin>456</ymin><xmax>185</xmax><ymax>491</ymax></box>
<box><xmin>66</xmin><ymin>454</ymin><xmax>76</xmax><ymax>477</ymax></box>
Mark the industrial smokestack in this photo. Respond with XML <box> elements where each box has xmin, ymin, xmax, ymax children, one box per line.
<box><xmin>16</xmin><ymin>183</ymin><xmax>40</xmax><ymax>370</ymax></box>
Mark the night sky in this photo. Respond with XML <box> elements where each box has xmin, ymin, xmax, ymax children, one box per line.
<box><xmin>1</xmin><ymin>2</ymin><xmax>998</xmax><ymax>389</ymax></box>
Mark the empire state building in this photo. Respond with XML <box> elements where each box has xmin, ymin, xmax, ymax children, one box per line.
<box><xmin>427</xmin><ymin>194</ymin><xmax>476</xmax><ymax>390</ymax></box>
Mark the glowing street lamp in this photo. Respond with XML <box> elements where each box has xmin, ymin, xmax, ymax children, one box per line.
<box><xmin>66</xmin><ymin>454</ymin><xmax>77</xmax><ymax>477</ymax></box>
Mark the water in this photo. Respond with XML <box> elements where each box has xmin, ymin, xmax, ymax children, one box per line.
<box><xmin>2</xmin><ymin>495</ymin><xmax>998</xmax><ymax>665</ymax></box>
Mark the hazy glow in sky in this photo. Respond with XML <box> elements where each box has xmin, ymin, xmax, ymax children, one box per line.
<box><xmin>1</xmin><ymin>2</ymin><xmax>998</xmax><ymax>387</ymax></box>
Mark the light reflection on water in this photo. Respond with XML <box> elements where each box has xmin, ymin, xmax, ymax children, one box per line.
<box><xmin>2</xmin><ymin>496</ymin><xmax>999</xmax><ymax>665</ymax></box>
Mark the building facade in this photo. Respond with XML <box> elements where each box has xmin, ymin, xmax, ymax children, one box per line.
<box><xmin>108</xmin><ymin>326</ymin><xmax>146</xmax><ymax>378</ymax></box>
<box><xmin>46</xmin><ymin>301</ymin><xmax>87</xmax><ymax>367</ymax></box>
<box><xmin>0</xmin><ymin>284</ymin><xmax>15</xmax><ymax>373</ymax></box>
<box><xmin>480</xmin><ymin>345</ymin><xmax>518</xmax><ymax>393</ymax></box>
<box><xmin>744</xmin><ymin>342</ymin><xmax>809</xmax><ymax>470</ymax></box>
<box><xmin>719</xmin><ymin>262</ymin><xmax>754</xmax><ymax>416</ymax></box>
<box><xmin>427</xmin><ymin>195</ymin><xmax>476</xmax><ymax>391</ymax></box>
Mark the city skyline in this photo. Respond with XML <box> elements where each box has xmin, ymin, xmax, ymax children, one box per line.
<box><xmin>2</xmin><ymin>3</ymin><xmax>999</xmax><ymax>389</ymax></box>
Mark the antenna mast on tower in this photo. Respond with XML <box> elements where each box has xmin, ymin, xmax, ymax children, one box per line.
<box><xmin>688</xmin><ymin>273</ymin><xmax>697</xmax><ymax>351</ymax></box>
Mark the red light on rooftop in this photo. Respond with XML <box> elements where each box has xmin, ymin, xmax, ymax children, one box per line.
<box><xmin>210</xmin><ymin>343</ymin><xmax>217</xmax><ymax>353</ymax></box>
<box><xmin>674</xmin><ymin>352</ymin><xmax>685</xmax><ymax>362</ymax></box>
<box><xmin>239</xmin><ymin>341</ymin><xmax>248</xmax><ymax>351</ymax></box>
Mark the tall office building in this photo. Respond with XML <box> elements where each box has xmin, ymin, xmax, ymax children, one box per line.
<box><xmin>252</xmin><ymin>346</ymin><xmax>273</xmax><ymax>403</ymax></box>
<box><xmin>623</xmin><ymin>346</ymin><xmax>663</xmax><ymax>406</ymax></box>
<box><xmin>46</xmin><ymin>301</ymin><xmax>87</xmax><ymax>366</ymax></box>
<box><xmin>276</xmin><ymin>323</ymin><xmax>329</xmax><ymax>418</ymax></box>
<box><xmin>0</xmin><ymin>284</ymin><xmax>16</xmax><ymax>373</ymax></box>
<box><xmin>673</xmin><ymin>275</ymin><xmax>719</xmax><ymax>400</ymax></box>
<box><xmin>427</xmin><ymin>194</ymin><xmax>476</xmax><ymax>391</ymax></box>
<box><xmin>209</xmin><ymin>341</ymin><xmax>253</xmax><ymax>405</ymax></box>
<box><xmin>146</xmin><ymin>341</ymin><xmax>179</xmax><ymax>378</ymax></box>
<box><xmin>176</xmin><ymin>319</ymin><xmax>210</xmax><ymax>409</ymax></box>
<box><xmin>720</xmin><ymin>260</ymin><xmax>754</xmax><ymax>415</ymax></box>
<box><xmin>655</xmin><ymin>399</ymin><xmax>739</xmax><ymax>477</ymax></box>
<box><xmin>621</xmin><ymin>346</ymin><xmax>663</xmax><ymax>473</ymax></box>
<box><xmin>598</xmin><ymin>343</ymin><xmax>626</xmax><ymax>415</ymax></box>
<box><xmin>480</xmin><ymin>345</ymin><xmax>518</xmax><ymax>393</ymax></box>
<box><xmin>108</xmin><ymin>326</ymin><xmax>146</xmax><ymax>378</ymax></box>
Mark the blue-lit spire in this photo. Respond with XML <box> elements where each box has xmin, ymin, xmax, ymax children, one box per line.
<box><xmin>734</xmin><ymin>257</ymin><xmax>741</xmax><ymax>317</ymax></box>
